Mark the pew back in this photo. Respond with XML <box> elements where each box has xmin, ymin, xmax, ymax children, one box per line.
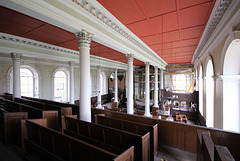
<box><xmin>23</xmin><ymin>119</ymin><xmax>134</xmax><ymax>161</ymax></box>
<box><xmin>65</xmin><ymin>116</ymin><xmax>150</xmax><ymax>161</ymax></box>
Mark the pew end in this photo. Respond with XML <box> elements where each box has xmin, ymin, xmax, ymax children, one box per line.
<box><xmin>113</xmin><ymin>146</ymin><xmax>134</xmax><ymax>161</ymax></box>
<box><xmin>61</xmin><ymin>115</ymin><xmax>78</xmax><ymax>133</ymax></box>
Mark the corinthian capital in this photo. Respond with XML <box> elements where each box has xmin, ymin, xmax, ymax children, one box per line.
<box><xmin>126</xmin><ymin>54</ymin><xmax>134</xmax><ymax>62</ymax></box>
<box><xmin>10</xmin><ymin>53</ymin><xmax>22</xmax><ymax>61</ymax></box>
<box><xmin>75</xmin><ymin>29</ymin><xmax>94</xmax><ymax>45</ymax></box>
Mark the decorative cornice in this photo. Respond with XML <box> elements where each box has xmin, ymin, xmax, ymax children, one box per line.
<box><xmin>0</xmin><ymin>33</ymin><xmax>79</xmax><ymax>55</ymax></box>
<box><xmin>192</xmin><ymin>0</ymin><xmax>232</xmax><ymax>63</ymax></box>
<box><xmin>70</xmin><ymin>0</ymin><xmax>167</xmax><ymax>66</ymax></box>
<box><xmin>75</xmin><ymin>29</ymin><xmax>94</xmax><ymax>45</ymax></box>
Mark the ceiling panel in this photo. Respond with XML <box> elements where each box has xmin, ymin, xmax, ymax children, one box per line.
<box><xmin>179</xmin><ymin>0</ymin><xmax>213</xmax><ymax>9</ymax></box>
<box><xmin>97</xmin><ymin>0</ymin><xmax>146</xmax><ymax>24</ymax></box>
<box><xmin>163</xmin><ymin>12</ymin><xmax>179</xmax><ymax>33</ymax></box>
<box><xmin>127</xmin><ymin>20</ymin><xmax>155</xmax><ymax>37</ymax></box>
<box><xmin>149</xmin><ymin>16</ymin><xmax>163</xmax><ymax>34</ymax></box>
<box><xmin>181</xmin><ymin>38</ymin><xmax>200</xmax><ymax>47</ymax></box>
<box><xmin>141</xmin><ymin>35</ymin><xmax>162</xmax><ymax>45</ymax></box>
<box><xmin>163</xmin><ymin>31</ymin><xmax>179</xmax><ymax>43</ymax></box>
<box><xmin>179</xmin><ymin>2</ymin><xmax>213</xmax><ymax>29</ymax></box>
<box><xmin>138</xmin><ymin>0</ymin><xmax>176</xmax><ymax>17</ymax></box>
<box><xmin>181</xmin><ymin>26</ymin><xmax>204</xmax><ymax>40</ymax></box>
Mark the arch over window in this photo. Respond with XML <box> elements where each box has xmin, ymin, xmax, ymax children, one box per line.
<box><xmin>223</xmin><ymin>39</ymin><xmax>240</xmax><ymax>132</ymax></box>
<box><xmin>205</xmin><ymin>57</ymin><xmax>214</xmax><ymax>127</ymax></box>
<box><xmin>8</xmin><ymin>65</ymin><xmax>39</xmax><ymax>98</ymax></box>
<box><xmin>199</xmin><ymin>64</ymin><xmax>203</xmax><ymax>115</ymax></box>
<box><xmin>53</xmin><ymin>68</ymin><xmax>69</xmax><ymax>102</ymax></box>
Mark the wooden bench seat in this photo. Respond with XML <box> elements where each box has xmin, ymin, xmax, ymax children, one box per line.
<box><xmin>64</xmin><ymin>116</ymin><xmax>150</xmax><ymax>161</ymax></box>
<box><xmin>0</xmin><ymin>108</ymin><xmax>28</xmax><ymax>144</ymax></box>
<box><xmin>95</xmin><ymin>114</ymin><xmax>158</xmax><ymax>161</ymax></box>
<box><xmin>22</xmin><ymin>119</ymin><xmax>134</xmax><ymax>161</ymax></box>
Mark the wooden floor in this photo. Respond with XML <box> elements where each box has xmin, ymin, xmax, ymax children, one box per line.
<box><xmin>155</xmin><ymin>144</ymin><xmax>197</xmax><ymax>161</ymax></box>
<box><xmin>0</xmin><ymin>140</ymin><xmax>197</xmax><ymax>161</ymax></box>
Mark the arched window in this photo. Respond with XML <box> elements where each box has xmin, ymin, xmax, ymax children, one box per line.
<box><xmin>8</xmin><ymin>65</ymin><xmax>39</xmax><ymax>98</ymax></box>
<box><xmin>222</xmin><ymin>39</ymin><xmax>240</xmax><ymax>132</ymax></box>
<box><xmin>199</xmin><ymin>65</ymin><xmax>203</xmax><ymax>115</ymax></box>
<box><xmin>205</xmin><ymin>58</ymin><xmax>214</xmax><ymax>127</ymax></box>
<box><xmin>53</xmin><ymin>69</ymin><xmax>69</xmax><ymax>102</ymax></box>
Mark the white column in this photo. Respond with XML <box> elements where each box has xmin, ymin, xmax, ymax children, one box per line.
<box><xmin>11</xmin><ymin>53</ymin><xmax>22</xmax><ymax>98</ymax></box>
<box><xmin>144</xmin><ymin>62</ymin><xmax>151</xmax><ymax>117</ymax></box>
<box><xmin>97</xmin><ymin>67</ymin><xmax>102</xmax><ymax>109</ymax></box>
<box><xmin>69</xmin><ymin>61</ymin><xmax>75</xmax><ymax>104</ymax></box>
<box><xmin>125</xmin><ymin>70</ymin><xmax>128</xmax><ymax>99</ymax></box>
<box><xmin>153</xmin><ymin>66</ymin><xmax>159</xmax><ymax>108</ymax></box>
<box><xmin>76</xmin><ymin>30</ymin><xmax>93</xmax><ymax>122</ymax></box>
<box><xmin>195</xmin><ymin>69</ymin><xmax>199</xmax><ymax>91</ymax></box>
<box><xmin>127</xmin><ymin>54</ymin><xmax>134</xmax><ymax>114</ymax></box>
<box><xmin>160</xmin><ymin>68</ymin><xmax>164</xmax><ymax>89</ymax></box>
<box><xmin>114</xmin><ymin>69</ymin><xmax>118</xmax><ymax>102</ymax></box>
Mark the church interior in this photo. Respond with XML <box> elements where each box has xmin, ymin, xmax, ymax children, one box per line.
<box><xmin>0</xmin><ymin>0</ymin><xmax>240</xmax><ymax>160</ymax></box>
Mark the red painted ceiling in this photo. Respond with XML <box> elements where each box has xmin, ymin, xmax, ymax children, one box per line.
<box><xmin>0</xmin><ymin>6</ymin><xmax>144</xmax><ymax>66</ymax></box>
<box><xmin>97</xmin><ymin>0</ymin><xmax>215</xmax><ymax>64</ymax></box>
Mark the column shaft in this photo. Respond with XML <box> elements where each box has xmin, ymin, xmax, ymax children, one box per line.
<box><xmin>11</xmin><ymin>53</ymin><xmax>22</xmax><ymax>98</ymax></box>
<box><xmin>144</xmin><ymin>62</ymin><xmax>151</xmax><ymax>116</ymax></box>
<box><xmin>153</xmin><ymin>66</ymin><xmax>159</xmax><ymax>107</ymax></box>
<box><xmin>97</xmin><ymin>67</ymin><xmax>102</xmax><ymax>109</ymax></box>
<box><xmin>160</xmin><ymin>69</ymin><xmax>164</xmax><ymax>89</ymax></box>
<box><xmin>127</xmin><ymin>54</ymin><xmax>134</xmax><ymax>114</ymax></box>
<box><xmin>114</xmin><ymin>69</ymin><xmax>118</xmax><ymax>102</ymax></box>
<box><xmin>76</xmin><ymin>30</ymin><xmax>93</xmax><ymax>122</ymax></box>
<box><xmin>69</xmin><ymin>61</ymin><xmax>74</xmax><ymax>104</ymax></box>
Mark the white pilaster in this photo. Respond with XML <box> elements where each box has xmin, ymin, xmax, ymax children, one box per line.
<box><xmin>68</xmin><ymin>61</ymin><xmax>75</xmax><ymax>104</ymax></box>
<box><xmin>153</xmin><ymin>66</ymin><xmax>159</xmax><ymax>108</ymax></box>
<box><xmin>127</xmin><ymin>54</ymin><xmax>134</xmax><ymax>114</ymax></box>
<box><xmin>144</xmin><ymin>62</ymin><xmax>151</xmax><ymax>117</ymax></box>
<box><xmin>97</xmin><ymin>66</ymin><xmax>102</xmax><ymax>109</ymax></box>
<box><xmin>76</xmin><ymin>30</ymin><xmax>93</xmax><ymax>122</ymax></box>
<box><xmin>160</xmin><ymin>68</ymin><xmax>164</xmax><ymax>89</ymax></box>
<box><xmin>11</xmin><ymin>53</ymin><xmax>22</xmax><ymax>98</ymax></box>
<box><xmin>114</xmin><ymin>69</ymin><xmax>118</xmax><ymax>102</ymax></box>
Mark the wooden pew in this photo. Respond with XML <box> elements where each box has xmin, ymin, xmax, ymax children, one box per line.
<box><xmin>91</xmin><ymin>108</ymin><xmax>157</xmax><ymax>126</ymax></box>
<box><xmin>22</xmin><ymin>119</ymin><xmax>134</xmax><ymax>161</ymax></box>
<box><xmin>3</xmin><ymin>98</ymin><xmax>59</xmax><ymax>130</ymax></box>
<box><xmin>64</xmin><ymin>116</ymin><xmax>150</xmax><ymax>161</ymax></box>
<box><xmin>0</xmin><ymin>108</ymin><xmax>28</xmax><ymax>144</ymax></box>
<box><xmin>15</xmin><ymin>97</ymin><xmax>71</xmax><ymax>130</ymax></box>
<box><xmin>214</xmin><ymin>145</ymin><xmax>235</xmax><ymax>161</ymax></box>
<box><xmin>22</xmin><ymin>96</ymin><xmax>77</xmax><ymax>117</ymax></box>
<box><xmin>91</xmin><ymin>108</ymin><xmax>240</xmax><ymax>160</ymax></box>
<box><xmin>95</xmin><ymin>114</ymin><xmax>158</xmax><ymax>161</ymax></box>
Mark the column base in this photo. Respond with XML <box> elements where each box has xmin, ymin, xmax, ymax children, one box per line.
<box><xmin>97</xmin><ymin>104</ymin><xmax>102</xmax><ymax>109</ymax></box>
<box><xmin>144</xmin><ymin>113</ymin><xmax>152</xmax><ymax>117</ymax></box>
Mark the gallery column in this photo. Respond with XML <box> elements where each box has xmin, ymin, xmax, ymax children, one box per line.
<box><xmin>76</xmin><ymin>30</ymin><xmax>93</xmax><ymax>122</ymax></box>
<box><xmin>114</xmin><ymin>69</ymin><xmax>118</xmax><ymax>102</ymax></box>
<box><xmin>11</xmin><ymin>53</ymin><xmax>22</xmax><ymax>98</ymax></box>
<box><xmin>97</xmin><ymin>66</ymin><xmax>102</xmax><ymax>109</ymax></box>
<box><xmin>127</xmin><ymin>54</ymin><xmax>134</xmax><ymax>114</ymax></box>
<box><xmin>160</xmin><ymin>68</ymin><xmax>164</xmax><ymax>90</ymax></box>
<box><xmin>144</xmin><ymin>62</ymin><xmax>151</xmax><ymax>117</ymax></box>
<box><xmin>69</xmin><ymin>61</ymin><xmax>75</xmax><ymax>104</ymax></box>
<box><xmin>153</xmin><ymin>66</ymin><xmax>159</xmax><ymax>108</ymax></box>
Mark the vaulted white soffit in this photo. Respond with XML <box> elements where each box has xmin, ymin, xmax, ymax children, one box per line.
<box><xmin>0</xmin><ymin>0</ymin><xmax>167</xmax><ymax>69</ymax></box>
